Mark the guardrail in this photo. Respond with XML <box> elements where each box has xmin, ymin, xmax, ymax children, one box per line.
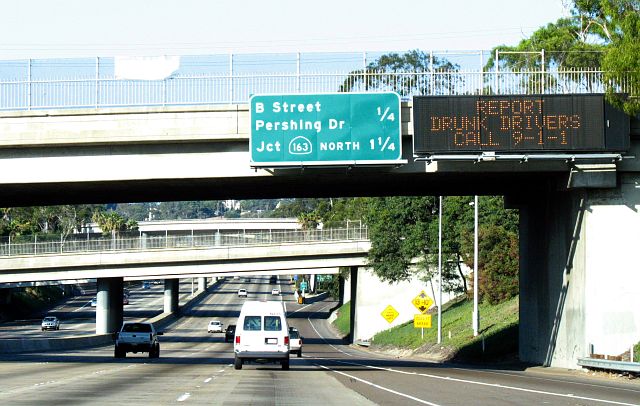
<box><xmin>0</xmin><ymin>227</ymin><xmax>369</xmax><ymax>257</ymax></box>
<box><xmin>577</xmin><ymin>357</ymin><xmax>640</xmax><ymax>374</ymax></box>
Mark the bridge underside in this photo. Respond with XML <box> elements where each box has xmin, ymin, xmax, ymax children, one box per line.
<box><xmin>1</xmin><ymin>169</ymin><xmax>559</xmax><ymax>207</ymax></box>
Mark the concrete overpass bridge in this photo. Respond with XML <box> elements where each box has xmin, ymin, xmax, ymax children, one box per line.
<box><xmin>0</xmin><ymin>226</ymin><xmax>369</xmax><ymax>334</ymax></box>
<box><xmin>0</xmin><ymin>66</ymin><xmax>639</xmax><ymax>369</ymax></box>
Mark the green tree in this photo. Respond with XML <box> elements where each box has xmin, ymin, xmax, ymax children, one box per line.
<box><xmin>363</xmin><ymin>196</ymin><xmax>438</xmax><ymax>282</ymax></box>
<box><xmin>297</xmin><ymin>212</ymin><xmax>321</xmax><ymax>230</ymax></box>
<box><xmin>92</xmin><ymin>210</ymin><xmax>137</xmax><ymax>237</ymax></box>
<box><xmin>1</xmin><ymin>205</ymin><xmax>97</xmax><ymax>240</ymax></box>
<box><xmin>477</xmin><ymin>225</ymin><xmax>519</xmax><ymax>304</ymax></box>
<box><xmin>488</xmin><ymin>0</ymin><xmax>639</xmax><ymax>114</ymax></box>
<box><xmin>340</xmin><ymin>49</ymin><xmax>462</xmax><ymax>96</ymax></box>
<box><xmin>585</xmin><ymin>0</ymin><xmax>640</xmax><ymax>115</ymax></box>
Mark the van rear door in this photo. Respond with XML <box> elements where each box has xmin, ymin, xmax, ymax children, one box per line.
<box><xmin>238</xmin><ymin>314</ymin><xmax>288</xmax><ymax>354</ymax></box>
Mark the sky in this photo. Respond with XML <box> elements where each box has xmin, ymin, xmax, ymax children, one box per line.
<box><xmin>0</xmin><ymin>0</ymin><xmax>570</xmax><ymax>60</ymax></box>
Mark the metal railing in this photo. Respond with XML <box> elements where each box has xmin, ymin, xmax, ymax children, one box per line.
<box><xmin>0</xmin><ymin>226</ymin><xmax>369</xmax><ymax>257</ymax></box>
<box><xmin>0</xmin><ymin>69</ymin><xmax>634</xmax><ymax>111</ymax></box>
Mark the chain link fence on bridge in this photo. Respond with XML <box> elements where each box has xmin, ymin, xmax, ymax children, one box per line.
<box><xmin>0</xmin><ymin>226</ymin><xmax>369</xmax><ymax>257</ymax></box>
<box><xmin>0</xmin><ymin>51</ymin><xmax>635</xmax><ymax>111</ymax></box>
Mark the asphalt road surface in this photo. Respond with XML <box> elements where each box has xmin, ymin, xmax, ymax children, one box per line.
<box><xmin>0</xmin><ymin>279</ymin><xmax>202</xmax><ymax>338</ymax></box>
<box><xmin>0</xmin><ymin>276</ymin><xmax>638</xmax><ymax>405</ymax></box>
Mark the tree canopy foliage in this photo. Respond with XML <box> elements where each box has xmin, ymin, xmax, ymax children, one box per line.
<box><xmin>488</xmin><ymin>0</ymin><xmax>639</xmax><ymax>115</ymax></box>
<box><xmin>339</xmin><ymin>49</ymin><xmax>461</xmax><ymax>96</ymax></box>
<box><xmin>1</xmin><ymin>205</ymin><xmax>99</xmax><ymax>240</ymax></box>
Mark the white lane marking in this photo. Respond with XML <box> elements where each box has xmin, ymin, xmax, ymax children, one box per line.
<box><xmin>177</xmin><ymin>393</ymin><xmax>191</xmax><ymax>402</ymax></box>
<box><xmin>327</xmin><ymin>359</ymin><xmax>639</xmax><ymax>406</ymax></box>
<box><xmin>311</xmin><ymin>306</ymin><xmax>640</xmax><ymax>399</ymax></box>
<box><xmin>204</xmin><ymin>378</ymin><xmax>212</xmax><ymax>383</ymax></box>
<box><xmin>316</xmin><ymin>363</ymin><xmax>442</xmax><ymax>406</ymax></box>
<box><xmin>307</xmin><ymin>304</ymin><xmax>354</xmax><ymax>357</ymax></box>
<box><xmin>217</xmin><ymin>369</ymin><xmax>224</xmax><ymax>373</ymax></box>
<box><xmin>462</xmin><ymin>368</ymin><xmax>640</xmax><ymax>395</ymax></box>
<box><xmin>306</xmin><ymin>303</ymin><xmax>637</xmax><ymax>406</ymax></box>
<box><xmin>289</xmin><ymin>303</ymin><xmax>312</xmax><ymax>315</ymax></box>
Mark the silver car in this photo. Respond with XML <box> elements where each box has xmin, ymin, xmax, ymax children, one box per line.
<box><xmin>289</xmin><ymin>327</ymin><xmax>303</xmax><ymax>357</ymax></box>
<box><xmin>41</xmin><ymin>316</ymin><xmax>60</xmax><ymax>331</ymax></box>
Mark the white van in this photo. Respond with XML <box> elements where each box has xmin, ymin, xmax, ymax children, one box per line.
<box><xmin>233</xmin><ymin>300</ymin><xmax>290</xmax><ymax>370</ymax></box>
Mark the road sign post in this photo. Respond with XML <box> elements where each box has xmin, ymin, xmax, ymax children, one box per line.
<box><xmin>250</xmin><ymin>93</ymin><xmax>403</xmax><ymax>166</ymax></box>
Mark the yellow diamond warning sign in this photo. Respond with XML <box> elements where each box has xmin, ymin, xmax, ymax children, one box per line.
<box><xmin>412</xmin><ymin>291</ymin><xmax>434</xmax><ymax>314</ymax></box>
<box><xmin>381</xmin><ymin>305</ymin><xmax>399</xmax><ymax>324</ymax></box>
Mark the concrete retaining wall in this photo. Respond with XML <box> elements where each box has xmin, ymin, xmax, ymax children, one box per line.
<box><xmin>353</xmin><ymin>267</ymin><xmax>464</xmax><ymax>342</ymax></box>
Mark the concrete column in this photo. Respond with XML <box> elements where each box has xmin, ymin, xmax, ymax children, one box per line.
<box><xmin>517</xmin><ymin>189</ymin><xmax>587</xmax><ymax>368</ymax></box>
<box><xmin>96</xmin><ymin>277</ymin><xmax>123</xmax><ymax>334</ymax></box>
<box><xmin>198</xmin><ymin>277</ymin><xmax>207</xmax><ymax>291</ymax></box>
<box><xmin>349</xmin><ymin>266</ymin><xmax>358</xmax><ymax>344</ymax></box>
<box><xmin>338</xmin><ymin>274</ymin><xmax>345</xmax><ymax>306</ymax></box>
<box><xmin>309</xmin><ymin>274</ymin><xmax>316</xmax><ymax>292</ymax></box>
<box><xmin>164</xmin><ymin>278</ymin><xmax>179</xmax><ymax>314</ymax></box>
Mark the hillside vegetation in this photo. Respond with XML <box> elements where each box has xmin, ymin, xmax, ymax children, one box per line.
<box><xmin>352</xmin><ymin>296</ymin><xmax>519</xmax><ymax>361</ymax></box>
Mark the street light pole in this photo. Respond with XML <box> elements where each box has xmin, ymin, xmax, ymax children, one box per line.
<box><xmin>438</xmin><ymin>196</ymin><xmax>442</xmax><ymax>344</ymax></box>
<box><xmin>473</xmin><ymin>195</ymin><xmax>479</xmax><ymax>337</ymax></box>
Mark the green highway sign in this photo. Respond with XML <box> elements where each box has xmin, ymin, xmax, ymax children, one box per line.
<box><xmin>250</xmin><ymin>92</ymin><xmax>402</xmax><ymax>166</ymax></box>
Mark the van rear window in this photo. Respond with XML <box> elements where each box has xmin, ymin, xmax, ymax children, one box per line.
<box><xmin>244</xmin><ymin>316</ymin><xmax>261</xmax><ymax>331</ymax></box>
<box><xmin>122</xmin><ymin>323</ymin><xmax>152</xmax><ymax>333</ymax></box>
<box><xmin>264</xmin><ymin>316</ymin><xmax>282</xmax><ymax>331</ymax></box>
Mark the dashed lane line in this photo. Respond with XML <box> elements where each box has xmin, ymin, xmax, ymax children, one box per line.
<box><xmin>177</xmin><ymin>392</ymin><xmax>191</xmax><ymax>402</ymax></box>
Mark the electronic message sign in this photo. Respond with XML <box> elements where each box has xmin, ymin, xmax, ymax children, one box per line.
<box><xmin>250</xmin><ymin>93</ymin><xmax>402</xmax><ymax>166</ymax></box>
<box><xmin>413</xmin><ymin>94</ymin><xmax>629</xmax><ymax>154</ymax></box>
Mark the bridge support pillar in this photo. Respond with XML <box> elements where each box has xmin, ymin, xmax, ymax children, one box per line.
<box><xmin>349</xmin><ymin>266</ymin><xmax>358</xmax><ymax>344</ymax></box>
<box><xmin>198</xmin><ymin>277</ymin><xmax>207</xmax><ymax>291</ymax></box>
<box><xmin>310</xmin><ymin>274</ymin><xmax>316</xmax><ymax>292</ymax></box>
<box><xmin>515</xmin><ymin>188</ymin><xmax>588</xmax><ymax>369</ymax></box>
<box><xmin>516</xmin><ymin>177</ymin><xmax>640</xmax><ymax>369</ymax></box>
<box><xmin>164</xmin><ymin>278</ymin><xmax>179</xmax><ymax>314</ymax></box>
<box><xmin>62</xmin><ymin>284</ymin><xmax>73</xmax><ymax>296</ymax></box>
<box><xmin>338</xmin><ymin>274</ymin><xmax>345</xmax><ymax>306</ymax></box>
<box><xmin>96</xmin><ymin>277</ymin><xmax>123</xmax><ymax>334</ymax></box>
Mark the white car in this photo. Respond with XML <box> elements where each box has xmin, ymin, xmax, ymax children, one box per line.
<box><xmin>238</xmin><ymin>289</ymin><xmax>248</xmax><ymax>297</ymax></box>
<box><xmin>289</xmin><ymin>327</ymin><xmax>303</xmax><ymax>357</ymax></box>
<box><xmin>41</xmin><ymin>316</ymin><xmax>60</xmax><ymax>331</ymax></box>
<box><xmin>271</xmin><ymin>288</ymin><xmax>280</xmax><ymax>296</ymax></box>
<box><xmin>90</xmin><ymin>297</ymin><xmax>97</xmax><ymax>307</ymax></box>
<box><xmin>208</xmin><ymin>320</ymin><xmax>223</xmax><ymax>333</ymax></box>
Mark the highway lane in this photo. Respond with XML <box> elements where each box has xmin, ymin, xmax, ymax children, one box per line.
<box><xmin>0</xmin><ymin>279</ymin><xmax>209</xmax><ymax>338</ymax></box>
<box><xmin>0</xmin><ymin>276</ymin><xmax>638</xmax><ymax>405</ymax></box>
<box><xmin>0</xmin><ymin>275</ymin><xmax>376</xmax><ymax>405</ymax></box>
<box><xmin>290</xmin><ymin>302</ymin><xmax>640</xmax><ymax>406</ymax></box>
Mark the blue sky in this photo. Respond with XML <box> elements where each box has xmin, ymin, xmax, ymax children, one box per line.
<box><xmin>0</xmin><ymin>0</ymin><xmax>568</xmax><ymax>60</ymax></box>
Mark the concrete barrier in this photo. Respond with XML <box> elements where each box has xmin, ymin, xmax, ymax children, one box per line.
<box><xmin>0</xmin><ymin>334</ymin><xmax>114</xmax><ymax>354</ymax></box>
<box><xmin>0</xmin><ymin>280</ymin><xmax>218</xmax><ymax>354</ymax></box>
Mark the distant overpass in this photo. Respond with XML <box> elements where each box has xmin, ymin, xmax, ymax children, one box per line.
<box><xmin>0</xmin><ymin>217</ymin><xmax>332</xmax><ymax>287</ymax></box>
<box><xmin>0</xmin><ymin>226</ymin><xmax>369</xmax><ymax>283</ymax></box>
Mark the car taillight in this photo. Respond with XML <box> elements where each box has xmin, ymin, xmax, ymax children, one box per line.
<box><xmin>284</xmin><ymin>336</ymin><xmax>289</xmax><ymax>345</ymax></box>
<box><xmin>235</xmin><ymin>335</ymin><xmax>240</xmax><ymax>344</ymax></box>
